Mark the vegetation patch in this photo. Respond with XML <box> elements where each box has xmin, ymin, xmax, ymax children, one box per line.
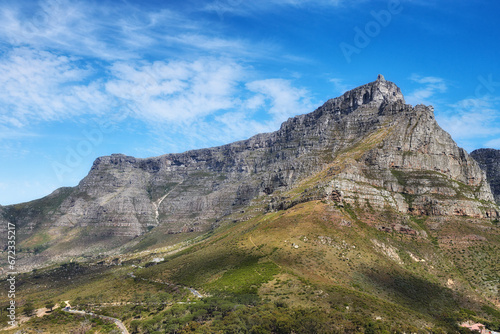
<box><xmin>206</xmin><ymin>257</ymin><xmax>279</xmax><ymax>297</ymax></box>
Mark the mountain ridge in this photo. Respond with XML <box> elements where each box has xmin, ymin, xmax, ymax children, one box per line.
<box><xmin>2</xmin><ymin>75</ymin><xmax>498</xmax><ymax>272</ymax></box>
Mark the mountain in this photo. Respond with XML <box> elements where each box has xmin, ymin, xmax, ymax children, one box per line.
<box><xmin>471</xmin><ymin>148</ymin><xmax>500</xmax><ymax>204</ymax></box>
<box><xmin>1</xmin><ymin>74</ymin><xmax>498</xmax><ymax>272</ymax></box>
<box><xmin>2</xmin><ymin>75</ymin><xmax>500</xmax><ymax>333</ymax></box>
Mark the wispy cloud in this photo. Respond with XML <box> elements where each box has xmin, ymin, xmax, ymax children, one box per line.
<box><xmin>0</xmin><ymin>0</ymin><xmax>313</xmax><ymax>132</ymax></box>
<box><xmin>0</xmin><ymin>0</ymin><xmax>275</xmax><ymax>62</ymax></box>
<box><xmin>0</xmin><ymin>44</ymin><xmax>314</xmax><ymax>153</ymax></box>
<box><xmin>246</xmin><ymin>78</ymin><xmax>313</xmax><ymax>120</ymax></box>
<box><xmin>406</xmin><ymin>73</ymin><xmax>500</xmax><ymax>151</ymax></box>
<box><xmin>105</xmin><ymin>58</ymin><xmax>244</xmax><ymax>122</ymax></box>
<box><xmin>0</xmin><ymin>1</ymin><xmax>121</xmax><ymax>59</ymax></box>
<box><xmin>130</xmin><ymin>76</ymin><xmax>316</xmax><ymax>153</ymax></box>
<box><xmin>202</xmin><ymin>0</ymin><xmax>349</xmax><ymax>18</ymax></box>
<box><xmin>0</xmin><ymin>47</ymin><xmax>108</xmax><ymax>127</ymax></box>
<box><xmin>436</xmin><ymin>96</ymin><xmax>500</xmax><ymax>151</ymax></box>
<box><xmin>405</xmin><ymin>74</ymin><xmax>447</xmax><ymax>105</ymax></box>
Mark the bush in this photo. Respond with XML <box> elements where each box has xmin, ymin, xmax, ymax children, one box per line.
<box><xmin>23</xmin><ymin>302</ymin><xmax>35</xmax><ymax>317</ymax></box>
<box><xmin>45</xmin><ymin>301</ymin><xmax>55</xmax><ymax>311</ymax></box>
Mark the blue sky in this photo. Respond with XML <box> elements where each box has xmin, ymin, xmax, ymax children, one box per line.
<box><xmin>1</xmin><ymin>0</ymin><xmax>500</xmax><ymax>205</ymax></box>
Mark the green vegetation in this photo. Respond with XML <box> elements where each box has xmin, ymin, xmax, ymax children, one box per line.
<box><xmin>10</xmin><ymin>309</ymin><xmax>119</xmax><ymax>333</ymax></box>
<box><xmin>206</xmin><ymin>258</ymin><xmax>279</xmax><ymax>297</ymax></box>
<box><xmin>45</xmin><ymin>300</ymin><xmax>55</xmax><ymax>311</ymax></box>
<box><xmin>23</xmin><ymin>302</ymin><xmax>35</xmax><ymax>317</ymax></box>
<box><xmin>2</xmin><ymin>163</ymin><xmax>500</xmax><ymax>333</ymax></box>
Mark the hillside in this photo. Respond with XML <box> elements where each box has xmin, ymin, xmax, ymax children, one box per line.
<box><xmin>1</xmin><ymin>75</ymin><xmax>500</xmax><ymax>333</ymax></box>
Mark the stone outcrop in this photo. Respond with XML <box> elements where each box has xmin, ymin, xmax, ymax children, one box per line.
<box><xmin>2</xmin><ymin>75</ymin><xmax>498</xmax><ymax>265</ymax></box>
<box><xmin>471</xmin><ymin>148</ymin><xmax>500</xmax><ymax>205</ymax></box>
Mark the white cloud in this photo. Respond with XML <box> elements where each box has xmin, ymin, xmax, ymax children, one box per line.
<box><xmin>105</xmin><ymin>58</ymin><xmax>244</xmax><ymax>122</ymax></box>
<box><xmin>405</xmin><ymin>74</ymin><xmax>500</xmax><ymax>151</ymax></box>
<box><xmin>0</xmin><ymin>48</ymin><xmax>108</xmax><ymax>127</ymax></box>
<box><xmin>405</xmin><ymin>74</ymin><xmax>447</xmax><ymax>105</ymax></box>
<box><xmin>0</xmin><ymin>1</ymin><xmax>113</xmax><ymax>58</ymax></box>
<box><xmin>436</xmin><ymin>96</ymin><xmax>500</xmax><ymax>150</ymax></box>
<box><xmin>105</xmin><ymin>63</ymin><xmax>314</xmax><ymax>132</ymax></box>
<box><xmin>0</xmin><ymin>45</ymin><xmax>313</xmax><ymax>138</ymax></box>
<box><xmin>0</xmin><ymin>1</ymin><xmax>319</xmax><ymax>162</ymax></box>
<box><xmin>137</xmin><ymin>77</ymin><xmax>316</xmax><ymax>153</ymax></box>
<box><xmin>246</xmin><ymin>79</ymin><xmax>313</xmax><ymax>120</ymax></box>
<box><xmin>0</xmin><ymin>1</ymin><xmax>282</xmax><ymax>62</ymax></box>
<box><xmin>216</xmin><ymin>77</ymin><xmax>315</xmax><ymax>140</ymax></box>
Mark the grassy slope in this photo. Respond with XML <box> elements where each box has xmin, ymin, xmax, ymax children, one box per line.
<box><xmin>2</xmin><ymin>126</ymin><xmax>500</xmax><ymax>332</ymax></box>
<box><xmin>4</xmin><ymin>195</ymin><xmax>499</xmax><ymax>333</ymax></box>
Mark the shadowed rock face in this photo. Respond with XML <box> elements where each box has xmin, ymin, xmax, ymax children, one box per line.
<box><xmin>2</xmin><ymin>75</ymin><xmax>498</xmax><ymax>265</ymax></box>
<box><xmin>471</xmin><ymin>148</ymin><xmax>500</xmax><ymax>205</ymax></box>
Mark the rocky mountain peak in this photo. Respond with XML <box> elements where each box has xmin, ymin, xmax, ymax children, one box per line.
<box><xmin>354</xmin><ymin>74</ymin><xmax>405</xmax><ymax>106</ymax></box>
<box><xmin>322</xmin><ymin>75</ymin><xmax>405</xmax><ymax>115</ymax></box>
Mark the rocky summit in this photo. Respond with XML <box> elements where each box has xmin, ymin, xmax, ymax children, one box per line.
<box><xmin>2</xmin><ymin>75</ymin><xmax>499</xmax><ymax>270</ymax></box>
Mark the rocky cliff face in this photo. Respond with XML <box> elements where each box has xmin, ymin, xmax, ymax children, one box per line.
<box><xmin>3</xmin><ymin>75</ymin><xmax>498</xmax><ymax>267</ymax></box>
<box><xmin>471</xmin><ymin>148</ymin><xmax>500</xmax><ymax>205</ymax></box>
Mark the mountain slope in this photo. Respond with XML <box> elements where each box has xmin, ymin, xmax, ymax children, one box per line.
<box><xmin>1</xmin><ymin>75</ymin><xmax>498</xmax><ymax>272</ymax></box>
<box><xmin>4</xmin><ymin>170</ymin><xmax>500</xmax><ymax>332</ymax></box>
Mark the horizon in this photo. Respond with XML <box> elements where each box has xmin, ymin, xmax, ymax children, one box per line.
<box><xmin>1</xmin><ymin>0</ymin><xmax>500</xmax><ymax>205</ymax></box>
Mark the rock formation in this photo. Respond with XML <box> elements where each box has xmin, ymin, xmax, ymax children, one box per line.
<box><xmin>471</xmin><ymin>148</ymin><xmax>500</xmax><ymax>205</ymax></box>
<box><xmin>2</xmin><ymin>75</ymin><xmax>498</xmax><ymax>265</ymax></box>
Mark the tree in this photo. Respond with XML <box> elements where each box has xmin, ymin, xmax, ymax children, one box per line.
<box><xmin>60</xmin><ymin>300</ymin><xmax>67</xmax><ymax>308</ymax></box>
<box><xmin>45</xmin><ymin>301</ymin><xmax>55</xmax><ymax>311</ymax></box>
<box><xmin>23</xmin><ymin>302</ymin><xmax>35</xmax><ymax>317</ymax></box>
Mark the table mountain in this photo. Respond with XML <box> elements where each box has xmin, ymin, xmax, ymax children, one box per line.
<box><xmin>2</xmin><ymin>75</ymin><xmax>498</xmax><ymax>270</ymax></box>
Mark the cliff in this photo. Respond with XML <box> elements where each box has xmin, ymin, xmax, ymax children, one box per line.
<box><xmin>471</xmin><ymin>148</ymin><xmax>500</xmax><ymax>205</ymax></box>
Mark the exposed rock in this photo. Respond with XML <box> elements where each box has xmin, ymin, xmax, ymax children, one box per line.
<box><xmin>377</xmin><ymin>223</ymin><xmax>418</xmax><ymax>236</ymax></box>
<box><xmin>470</xmin><ymin>148</ymin><xmax>500</xmax><ymax>205</ymax></box>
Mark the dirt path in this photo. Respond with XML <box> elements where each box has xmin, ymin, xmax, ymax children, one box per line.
<box><xmin>64</xmin><ymin>309</ymin><xmax>129</xmax><ymax>334</ymax></box>
<box><xmin>249</xmin><ymin>235</ymin><xmax>282</xmax><ymax>269</ymax></box>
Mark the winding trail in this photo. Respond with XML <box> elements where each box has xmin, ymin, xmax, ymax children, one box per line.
<box><xmin>249</xmin><ymin>236</ymin><xmax>282</xmax><ymax>269</ymax></box>
<box><xmin>64</xmin><ymin>308</ymin><xmax>129</xmax><ymax>334</ymax></box>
